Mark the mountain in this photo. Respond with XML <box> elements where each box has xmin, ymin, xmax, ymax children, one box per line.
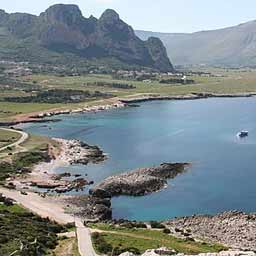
<box><xmin>136</xmin><ymin>20</ymin><xmax>256</xmax><ymax>67</ymax></box>
<box><xmin>0</xmin><ymin>4</ymin><xmax>173</xmax><ymax>72</ymax></box>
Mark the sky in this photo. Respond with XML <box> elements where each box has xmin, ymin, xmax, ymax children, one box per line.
<box><xmin>1</xmin><ymin>0</ymin><xmax>256</xmax><ymax>33</ymax></box>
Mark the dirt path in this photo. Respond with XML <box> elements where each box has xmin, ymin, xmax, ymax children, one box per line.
<box><xmin>0</xmin><ymin>187</ymin><xmax>73</xmax><ymax>224</ymax></box>
<box><xmin>0</xmin><ymin>128</ymin><xmax>28</xmax><ymax>152</ymax></box>
<box><xmin>0</xmin><ymin>187</ymin><xmax>100</xmax><ymax>256</ymax></box>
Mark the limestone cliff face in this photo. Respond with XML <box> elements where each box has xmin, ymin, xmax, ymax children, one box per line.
<box><xmin>0</xmin><ymin>4</ymin><xmax>174</xmax><ymax>71</ymax></box>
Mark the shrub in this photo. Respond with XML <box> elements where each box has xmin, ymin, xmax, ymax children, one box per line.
<box><xmin>163</xmin><ymin>228</ymin><xmax>171</xmax><ymax>234</ymax></box>
<box><xmin>150</xmin><ymin>221</ymin><xmax>165</xmax><ymax>229</ymax></box>
<box><xmin>0</xmin><ymin>204</ymin><xmax>67</xmax><ymax>255</ymax></box>
<box><xmin>92</xmin><ymin>232</ymin><xmax>113</xmax><ymax>254</ymax></box>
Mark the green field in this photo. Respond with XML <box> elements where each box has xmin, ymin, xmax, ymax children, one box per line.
<box><xmin>22</xmin><ymin>68</ymin><xmax>256</xmax><ymax>96</ymax></box>
<box><xmin>90</xmin><ymin>223</ymin><xmax>226</xmax><ymax>255</ymax></box>
<box><xmin>52</xmin><ymin>237</ymin><xmax>80</xmax><ymax>256</ymax></box>
<box><xmin>1</xmin><ymin>68</ymin><xmax>256</xmax><ymax>122</ymax></box>
<box><xmin>0</xmin><ymin>129</ymin><xmax>21</xmax><ymax>148</ymax></box>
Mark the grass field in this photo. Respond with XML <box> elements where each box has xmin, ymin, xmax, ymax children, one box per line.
<box><xmin>22</xmin><ymin>68</ymin><xmax>256</xmax><ymax>96</ymax></box>
<box><xmin>51</xmin><ymin>237</ymin><xmax>80</xmax><ymax>256</ymax></box>
<box><xmin>90</xmin><ymin>223</ymin><xmax>226</xmax><ymax>255</ymax></box>
<box><xmin>0</xmin><ymin>129</ymin><xmax>21</xmax><ymax>148</ymax></box>
<box><xmin>0</xmin><ymin>102</ymin><xmax>64</xmax><ymax>121</ymax></box>
<box><xmin>1</xmin><ymin>68</ymin><xmax>256</xmax><ymax>122</ymax></box>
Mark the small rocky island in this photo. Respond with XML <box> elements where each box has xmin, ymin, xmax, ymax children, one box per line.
<box><xmin>90</xmin><ymin>163</ymin><xmax>189</xmax><ymax>198</ymax></box>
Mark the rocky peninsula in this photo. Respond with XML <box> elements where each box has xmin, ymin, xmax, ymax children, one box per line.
<box><xmin>90</xmin><ymin>163</ymin><xmax>189</xmax><ymax>198</ymax></box>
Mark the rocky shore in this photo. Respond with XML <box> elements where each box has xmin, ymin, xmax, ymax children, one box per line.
<box><xmin>165</xmin><ymin>211</ymin><xmax>256</xmax><ymax>251</ymax></box>
<box><xmin>11</xmin><ymin>138</ymin><xmax>106</xmax><ymax>194</ymax></box>
<box><xmin>31</xmin><ymin>101</ymin><xmax>126</xmax><ymax>119</ymax></box>
<box><xmin>54</xmin><ymin>138</ymin><xmax>107</xmax><ymax>165</ymax></box>
<box><xmin>65</xmin><ymin>194</ymin><xmax>112</xmax><ymax>221</ymax></box>
<box><xmin>120</xmin><ymin>248</ymin><xmax>255</xmax><ymax>256</ymax></box>
<box><xmin>90</xmin><ymin>163</ymin><xmax>189</xmax><ymax>198</ymax></box>
<box><xmin>3</xmin><ymin>93</ymin><xmax>256</xmax><ymax>127</ymax></box>
<box><xmin>120</xmin><ymin>92</ymin><xmax>256</xmax><ymax>104</ymax></box>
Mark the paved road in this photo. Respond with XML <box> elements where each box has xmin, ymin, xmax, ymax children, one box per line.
<box><xmin>0</xmin><ymin>128</ymin><xmax>29</xmax><ymax>152</ymax></box>
<box><xmin>76</xmin><ymin>218</ymin><xmax>98</xmax><ymax>256</ymax></box>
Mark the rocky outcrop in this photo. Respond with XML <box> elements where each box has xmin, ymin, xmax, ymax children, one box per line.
<box><xmin>0</xmin><ymin>4</ymin><xmax>173</xmax><ymax>72</ymax></box>
<box><xmin>165</xmin><ymin>211</ymin><xmax>256</xmax><ymax>251</ymax></box>
<box><xmin>90</xmin><ymin>163</ymin><xmax>189</xmax><ymax>198</ymax></box>
<box><xmin>65</xmin><ymin>195</ymin><xmax>112</xmax><ymax>221</ymax></box>
<box><xmin>54</xmin><ymin>138</ymin><xmax>107</xmax><ymax>165</ymax></box>
<box><xmin>146</xmin><ymin>37</ymin><xmax>173</xmax><ymax>72</ymax></box>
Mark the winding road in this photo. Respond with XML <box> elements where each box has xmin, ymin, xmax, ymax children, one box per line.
<box><xmin>0</xmin><ymin>128</ymin><xmax>98</xmax><ymax>256</ymax></box>
<box><xmin>0</xmin><ymin>128</ymin><xmax>29</xmax><ymax>152</ymax></box>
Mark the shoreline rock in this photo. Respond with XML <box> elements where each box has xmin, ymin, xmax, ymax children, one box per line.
<box><xmin>165</xmin><ymin>211</ymin><xmax>256</xmax><ymax>251</ymax></box>
<box><xmin>65</xmin><ymin>194</ymin><xmax>112</xmax><ymax>221</ymax></box>
<box><xmin>90</xmin><ymin>163</ymin><xmax>189</xmax><ymax>198</ymax></box>
<box><xmin>3</xmin><ymin>93</ymin><xmax>256</xmax><ymax>127</ymax></box>
<box><xmin>120</xmin><ymin>92</ymin><xmax>256</xmax><ymax>104</ymax></box>
<box><xmin>128</xmin><ymin>248</ymin><xmax>256</xmax><ymax>256</ymax></box>
<box><xmin>54</xmin><ymin>138</ymin><xmax>107</xmax><ymax>165</ymax></box>
<box><xmin>12</xmin><ymin>138</ymin><xmax>107</xmax><ymax>194</ymax></box>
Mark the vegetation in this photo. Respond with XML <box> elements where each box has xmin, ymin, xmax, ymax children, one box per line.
<box><xmin>159</xmin><ymin>78</ymin><xmax>194</xmax><ymax>84</ymax></box>
<box><xmin>0</xmin><ymin>133</ymin><xmax>59</xmax><ymax>182</ymax></box>
<box><xmin>0</xmin><ymin>67</ymin><xmax>256</xmax><ymax>122</ymax></box>
<box><xmin>86</xmin><ymin>81</ymin><xmax>136</xmax><ymax>89</ymax></box>
<box><xmin>4</xmin><ymin>89</ymin><xmax>112</xmax><ymax>104</ymax></box>
<box><xmin>0</xmin><ymin>129</ymin><xmax>21</xmax><ymax>148</ymax></box>
<box><xmin>90</xmin><ymin>223</ymin><xmax>226</xmax><ymax>255</ymax></box>
<box><xmin>52</xmin><ymin>237</ymin><xmax>80</xmax><ymax>256</ymax></box>
<box><xmin>150</xmin><ymin>221</ymin><xmax>166</xmax><ymax>229</ymax></box>
<box><xmin>0</xmin><ymin>150</ymin><xmax>49</xmax><ymax>183</ymax></box>
<box><xmin>0</xmin><ymin>203</ymin><xmax>67</xmax><ymax>255</ymax></box>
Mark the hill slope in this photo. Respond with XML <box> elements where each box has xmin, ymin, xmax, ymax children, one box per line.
<box><xmin>136</xmin><ymin>20</ymin><xmax>256</xmax><ymax>67</ymax></box>
<box><xmin>0</xmin><ymin>4</ymin><xmax>173</xmax><ymax>72</ymax></box>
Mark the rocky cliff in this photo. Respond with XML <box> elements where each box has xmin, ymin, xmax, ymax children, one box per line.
<box><xmin>0</xmin><ymin>4</ymin><xmax>173</xmax><ymax>71</ymax></box>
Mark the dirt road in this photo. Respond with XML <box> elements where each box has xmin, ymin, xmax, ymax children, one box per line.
<box><xmin>0</xmin><ymin>128</ymin><xmax>28</xmax><ymax>152</ymax></box>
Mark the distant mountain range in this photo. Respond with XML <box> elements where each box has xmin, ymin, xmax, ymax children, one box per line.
<box><xmin>136</xmin><ymin>20</ymin><xmax>256</xmax><ymax>67</ymax></box>
<box><xmin>0</xmin><ymin>4</ymin><xmax>173</xmax><ymax>72</ymax></box>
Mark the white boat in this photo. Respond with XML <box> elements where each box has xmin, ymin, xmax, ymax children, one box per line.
<box><xmin>237</xmin><ymin>131</ymin><xmax>249</xmax><ymax>138</ymax></box>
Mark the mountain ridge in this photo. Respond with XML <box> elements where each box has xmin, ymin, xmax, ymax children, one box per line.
<box><xmin>0</xmin><ymin>4</ymin><xmax>173</xmax><ymax>72</ymax></box>
<box><xmin>136</xmin><ymin>19</ymin><xmax>256</xmax><ymax>67</ymax></box>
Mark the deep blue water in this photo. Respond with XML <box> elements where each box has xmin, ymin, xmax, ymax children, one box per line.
<box><xmin>21</xmin><ymin>98</ymin><xmax>256</xmax><ymax>221</ymax></box>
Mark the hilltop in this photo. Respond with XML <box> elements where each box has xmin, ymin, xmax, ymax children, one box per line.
<box><xmin>0</xmin><ymin>4</ymin><xmax>173</xmax><ymax>72</ymax></box>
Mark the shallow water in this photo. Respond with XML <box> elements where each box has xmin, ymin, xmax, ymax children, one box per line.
<box><xmin>22</xmin><ymin>98</ymin><xmax>256</xmax><ymax>221</ymax></box>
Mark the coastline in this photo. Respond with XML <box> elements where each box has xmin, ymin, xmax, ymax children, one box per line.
<box><xmin>120</xmin><ymin>92</ymin><xmax>256</xmax><ymax>104</ymax></box>
<box><xmin>1</xmin><ymin>92</ymin><xmax>256</xmax><ymax>127</ymax></box>
<box><xmin>2</xmin><ymin>95</ymin><xmax>256</xmax><ymax>253</ymax></box>
<box><xmin>2</xmin><ymin>131</ymin><xmax>256</xmax><ymax>252</ymax></box>
<box><xmin>8</xmin><ymin>137</ymin><xmax>107</xmax><ymax>194</ymax></box>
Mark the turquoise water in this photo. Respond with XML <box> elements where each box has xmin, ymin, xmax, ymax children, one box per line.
<box><xmin>22</xmin><ymin>98</ymin><xmax>256</xmax><ymax>221</ymax></box>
